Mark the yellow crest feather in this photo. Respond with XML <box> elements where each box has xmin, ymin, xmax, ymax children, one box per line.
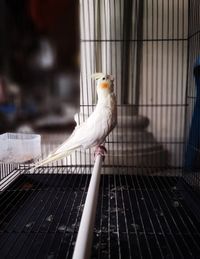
<box><xmin>91</xmin><ymin>72</ymin><xmax>105</xmax><ymax>80</ymax></box>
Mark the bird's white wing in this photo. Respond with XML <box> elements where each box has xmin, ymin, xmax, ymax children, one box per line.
<box><xmin>34</xmin><ymin>122</ymin><xmax>88</xmax><ymax>168</ymax></box>
<box><xmin>34</xmin><ymin>107</ymin><xmax>113</xmax><ymax>168</ymax></box>
<box><xmin>57</xmin><ymin>95</ymin><xmax>117</xmax><ymax>152</ymax></box>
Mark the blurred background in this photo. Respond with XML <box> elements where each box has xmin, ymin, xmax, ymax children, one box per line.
<box><xmin>0</xmin><ymin>0</ymin><xmax>79</xmax><ymax>134</ymax></box>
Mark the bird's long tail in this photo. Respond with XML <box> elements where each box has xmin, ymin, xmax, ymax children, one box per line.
<box><xmin>30</xmin><ymin>144</ymin><xmax>80</xmax><ymax>172</ymax></box>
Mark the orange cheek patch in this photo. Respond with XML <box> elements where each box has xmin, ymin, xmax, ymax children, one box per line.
<box><xmin>100</xmin><ymin>82</ymin><xmax>109</xmax><ymax>89</ymax></box>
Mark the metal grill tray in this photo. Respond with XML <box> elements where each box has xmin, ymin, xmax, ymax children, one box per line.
<box><xmin>0</xmin><ymin>170</ymin><xmax>200</xmax><ymax>259</ymax></box>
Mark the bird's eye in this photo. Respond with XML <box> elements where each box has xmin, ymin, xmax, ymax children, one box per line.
<box><xmin>102</xmin><ymin>77</ymin><xmax>105</xmax><ymax>80</ymax></box>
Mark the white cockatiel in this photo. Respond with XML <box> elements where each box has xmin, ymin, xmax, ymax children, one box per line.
<box><xmin>34</xmin><ymin>73</ymin><xmax>117</xmax><ymax>168</ymax></box>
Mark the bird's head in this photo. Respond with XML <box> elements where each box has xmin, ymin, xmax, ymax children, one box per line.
<box><xmin>91</xmin><ymin>73</ymin><xmax>114</xmax><ymax>97</ymax></box>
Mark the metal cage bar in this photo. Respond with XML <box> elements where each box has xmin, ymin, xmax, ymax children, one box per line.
<box><xmin>0</xmin><ymin>1</ymin><xmax>200</xmax><ymax>258</ymax></box>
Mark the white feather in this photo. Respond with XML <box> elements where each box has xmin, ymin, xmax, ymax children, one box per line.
<box><xmin>91</xmin><ymin>72</ymin><xmax>105</xmax><ymax>80</ymax></box>
<box><xmin>32</xmin><ymin>74</ymin><xmax>117</xmax><ymax>168</ymax></box>
<box><xmin>74</xmin><ymin>113</ymin><xmax>80</xmax><ymax>125</ymax></box>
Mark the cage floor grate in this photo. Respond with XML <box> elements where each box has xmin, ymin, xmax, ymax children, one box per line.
<box><xmin>0</xmin><ymin>170</ymin><xmax>200</xmax><ymax>259</ymax></box>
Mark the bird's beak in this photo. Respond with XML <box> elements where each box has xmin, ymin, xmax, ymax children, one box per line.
<box><xmin>100</xmin><ymin>82</ymin><xmax>109</xmax><ymax>89</ymax></box>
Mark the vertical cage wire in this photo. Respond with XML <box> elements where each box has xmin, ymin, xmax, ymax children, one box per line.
<box><xmin>71</xmin><ymin>0</ymin><xmax>188</xmax><ymax>175</ymax></box>
<box><xmin>0</xmin><ymin>0</ymin><xmax>198</xmax><ymax>179</ymax></box>
<box><xmin>183</xmin><ymin>0</ymin><xmax>200</xmax><ymax>193</ymax></box>
<box><xmin>1</xmin><ymin>1</ymin><xmax>200</xmax><ymax>258</ymax></box>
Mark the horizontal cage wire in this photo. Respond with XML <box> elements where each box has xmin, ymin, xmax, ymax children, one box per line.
<box><xmin>0</xmin><ymin>0</ymin><xmax>200</xmax><ymax>258</ymax></box>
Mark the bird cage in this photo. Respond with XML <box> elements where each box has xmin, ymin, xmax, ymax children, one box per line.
<box><xmin>0</xmin><ymin>0</ymin><xmax>200</xmax><ymax>258</ymax></box>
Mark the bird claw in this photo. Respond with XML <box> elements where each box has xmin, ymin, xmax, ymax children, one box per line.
<box><xmin>94</xmin><ymin>145</ymin><xmax>107</xmax><ymax>161</ymax></box>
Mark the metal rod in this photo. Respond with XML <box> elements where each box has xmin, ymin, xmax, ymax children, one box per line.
<box><xmin>72</xmin><ymin>154</ymin><xmax>103</xmax><ymax>259</ymax></box>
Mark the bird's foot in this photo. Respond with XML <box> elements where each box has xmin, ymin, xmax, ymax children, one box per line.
<box><xmin>94</xmin><ymin>145</ymin><xmax>107</xmax><ymax>161</ymax></box>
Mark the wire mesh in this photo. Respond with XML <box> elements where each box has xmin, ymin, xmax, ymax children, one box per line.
<box><xmin>0</xmin><ymin>173</ymin><xmax>200</xmax><ymax>258</ymax></box>
<box><xmin>76</xmin><ymin>0</ymin><xmax>188</xmax><ymax>173</ymax></box>
<box><xmin>183</xmin><ymin>0</ymin><xmax>200</xmax><ymax>194</ymax></box>
<box><xmin>0</xmin><ymin>0</ymin><xmax>192</xmax><ymax>174</ymax></box>
<box><xmin>91</xmin><ymin>175</ymin><xmax>200</xmax><ymax>258</ymax></box>
<box><xmin>0</xmin><ymin>0</ymin><xmax>200</xmax><ymax>258</ymax></box>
